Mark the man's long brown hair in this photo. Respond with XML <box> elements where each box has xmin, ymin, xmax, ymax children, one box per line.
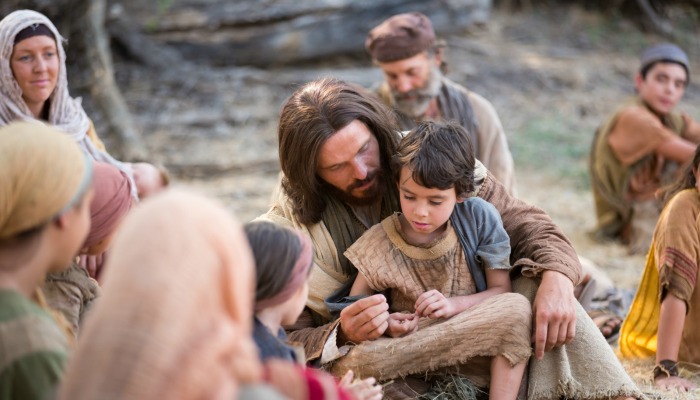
<box><xmin>278</xmin><ymin>78</ymin><xmax>400</xmax><ymax>225</ymax></box>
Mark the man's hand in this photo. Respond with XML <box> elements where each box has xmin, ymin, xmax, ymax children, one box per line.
<box><xmin>532</xmin><ymin>270</ymin><xmax>577</xmax><ymax>359</ymax></box>
<box><xmin>386</xmin><ymin>312</ymin><xmax>418</xmax><ymax>337</ymax></box>
<box><xmin>339</xmin><ymin>294</ymin><xmax>389</xmax><ymax>343</ymax></box>
<box><xmin>415</xmin><ymin>289</ymin><xmax>455</xmax><ymax>319</ymax></box>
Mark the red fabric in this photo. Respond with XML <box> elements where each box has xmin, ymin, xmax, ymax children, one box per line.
<box><xmin>264</xmin><ymin>360</ymin><xmax>351</xmax><ymax>400</ymax></box>
<box><xmin>306</xmin><ymin>369</ymin><xmax>325</xmax><ymax>400</ymax></box>
<box><xmin>83</xmin><ymin>162</ymin><xmax>132</xmax><ymax>248</ymax></box>
<box><xmin>303</xmin><ymin>367</ymin><xmax>351</xmax><ymax>400</ymax></box>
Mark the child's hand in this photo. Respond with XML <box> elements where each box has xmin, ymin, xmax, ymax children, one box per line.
<box><xmin>77</xmin><ymin>253</ymin><xmax>105</xmax><ymax>280</ymax></box>
<box><xmin>415</xmin><ymin>290</ymin><xmax>455</xmax><ymax>319</ymax></box>
<box><xmin>339</xmin><ymin>370</ymin><xmax>383</xmax><ymax>400</ymax></box>
<box><xmin>385</xmin><ymin>312</ymin><xmax>418</xmax><ymax>337</ymax></box>
<box><xmin>655</xmin><ymin>375</ymin><xmax>698</xmax><ymax>391</ymax></box>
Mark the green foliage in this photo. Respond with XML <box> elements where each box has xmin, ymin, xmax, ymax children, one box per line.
<box><xmin>510</xmin><ymin>117</ymin><xmax>592</xmax><ymax>190</ymax></box>
<box><xmin>583</xmin><ymin>15</ymin><xmax>647</xmax><ymax>56</ymax></box>
<box><xmin>145</xmin><ymin>0</ymin><xmax>174</xmax><ymax>32</ymax></box>
<box><xmin>158</xmin><ymin>0</ymin><xmax>174</xmax><ymax>14</ymax></box>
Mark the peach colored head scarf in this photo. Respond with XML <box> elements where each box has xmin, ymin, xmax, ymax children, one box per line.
<box><xmin>58</xmin><ymin>189</ymin><xmax>262</xmax><ymax>400</ymax></box>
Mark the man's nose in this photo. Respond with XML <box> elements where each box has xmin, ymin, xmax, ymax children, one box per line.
<box><xmin>351</xmin><ymin>159</ymin><xmax>368</xmax><ymax>180</ymax></box>
<box><xmin>396</xmin><ymin>76</ymin><xmax>413</xmax><ymax>93</ymax></box>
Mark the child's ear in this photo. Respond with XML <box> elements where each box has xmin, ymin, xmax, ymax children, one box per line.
<box><xmin>456</xmin><ymin>195</ymin><xmax>465</xmax><ymax>203</ymax></box>
<box><xmin>53</xmin><ymin>213</ymin><xmax>69</xmax><ymax>230</ymax></box>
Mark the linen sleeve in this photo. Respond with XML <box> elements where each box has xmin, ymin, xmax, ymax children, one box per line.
<box><xmin>43</xmin><ymin>264</ymin><xmax>100</xmax><ymax>338</ymax></box>
<box><xmin>654</xmin><ymin>192</ymin><xmax>700</xmax><ymax>309</ymax></box>
<box><xmin>476</xmin><ymin>173</ymin><xmax>582</xmax><ymax>285</ymax></box>
<box><xmin>285</xmin><ymin>309</ymin><xmax>341</xmax><ymax>365</ymax></box>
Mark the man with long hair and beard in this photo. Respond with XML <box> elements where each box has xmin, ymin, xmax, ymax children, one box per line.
<box><xmin>367</xmin><ymin>12</ymin><xmax>516</xmax><ymax>195</ymax></box>
<box><xmin>261</xmin><ymin>77</ymin><xmax>641</xmax><ymax>400</ymax></box>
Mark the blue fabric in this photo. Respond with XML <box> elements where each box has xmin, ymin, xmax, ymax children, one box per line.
<box><xmin>324</xmin><ymin>276</ymin><xmax>371</xmax><ymax>320</ymax></box>
<box><xmin>252</xmin><ymin>317</ymin><xmax>297</xmax><ymax>362</ymax></box>
<box><xmin>450</xmin><ymin>197</ymin><xmax>512</xmax><ymax>292</ymax></box>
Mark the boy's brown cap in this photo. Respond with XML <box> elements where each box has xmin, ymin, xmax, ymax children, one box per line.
<box><xmin>366</xmin><ymin>12</ymin><xmax>435</xmax><ymax>62</ymax></box>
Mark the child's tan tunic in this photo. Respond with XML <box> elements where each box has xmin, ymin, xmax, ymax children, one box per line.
<box><xmin>345</xmin><ymin>214</ymin><xmax>476</xmax><ymax>312</ymax></box>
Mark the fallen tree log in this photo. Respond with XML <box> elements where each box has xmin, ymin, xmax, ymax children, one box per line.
<box><xmin>128</xmin><ymin>0</ymin><xmax>493</xmax><ymax>67</ymax></box>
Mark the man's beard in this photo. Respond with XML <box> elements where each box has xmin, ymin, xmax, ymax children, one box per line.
<box><xmin>323</xmin><ymin>170</ymin><xmax>386</xmax><ymax>207</ymax></box>
<box><xmin>390</xmin><ymin>65</ymin><xmax>443</xmax><ymax>118</ymax></box>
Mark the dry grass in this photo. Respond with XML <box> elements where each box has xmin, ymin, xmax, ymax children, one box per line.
<box><xmin>617</xmin><ymin>353</ymin><xmax>700</xmax><ymax>399</ymax></box>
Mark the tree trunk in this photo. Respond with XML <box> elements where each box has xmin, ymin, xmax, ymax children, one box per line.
<box><xmin>75</xmin><ymin>0</ymin><xmax>147</xmax><ymax>161</ymax></box>
<box><xmin>135</xmin><ymin>0</ymin><xmax>494</xmax><ymax>67</ymax></box>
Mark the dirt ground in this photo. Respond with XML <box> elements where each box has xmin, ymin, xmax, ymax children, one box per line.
<box><xmin>97</xmin><ymin>3</ymin><xmax>700</xmax><ymax>397</ymax></box>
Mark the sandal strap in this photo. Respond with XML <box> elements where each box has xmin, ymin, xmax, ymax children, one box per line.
<box><xmin>653</xmin><ymin>359</ymin><xmax>679</xmax><ymax>380</ymax></box>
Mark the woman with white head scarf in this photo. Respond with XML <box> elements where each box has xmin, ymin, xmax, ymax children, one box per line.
<box><xmin>0</xmin><ymin>9</ymin><xmax>137</xmax><ymax>198</ymax></box>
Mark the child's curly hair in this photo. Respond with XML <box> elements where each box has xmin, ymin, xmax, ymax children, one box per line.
<box><xmin>392</xmin><ymin>120</ymin><xmax>475</xmax><ymax>198</ymax></box>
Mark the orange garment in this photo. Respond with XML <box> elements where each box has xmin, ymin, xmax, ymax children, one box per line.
<box><xmin>85</xmin><ymin>121</ymin><xmax>106</xmax><ymax>152</ymax></box>
<box><xmin>590</xmin><ymin>98</ymin><xmax>698</xmax><ymax>239</ymax></box>
<box><xmin>620</xmin><ymin>189</ymin><xmax>700</xmax><ymax>362</ymax></box>
<box><xmin>58</xmin><ymin>189</ymin><xmax>262</xmax><ymax>400</ymax></box>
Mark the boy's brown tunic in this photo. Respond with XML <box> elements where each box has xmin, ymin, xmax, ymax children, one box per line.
<box><xmin>590</xmin><ymin>98</ymin><xmax>700</xmax><ymax>240</ymax></box>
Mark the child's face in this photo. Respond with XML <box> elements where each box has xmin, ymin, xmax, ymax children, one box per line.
<box><xmin>398</xmin><ymin>166</ymin><xmax>460</xmax><ymax>244</ymax></box>
<box><xmin>636</xmin><ymin>62</ymin><xmax>687</xmax><ymax>115</ymax></box>
<box><xmin>281</xmin><ymin>281</ymin><xmax>309</xmax><ymax>326</ymax></box>
<box><xmin>133</xmin><ymin>162</ymin><xmax>165</xmax><ymax>199</ymax></box>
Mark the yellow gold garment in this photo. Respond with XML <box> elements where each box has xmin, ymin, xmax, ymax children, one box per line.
<box><xmin>620</xmin><ymin>189</ymin><xmax>700</xmax><ymax>362</ymax></box>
